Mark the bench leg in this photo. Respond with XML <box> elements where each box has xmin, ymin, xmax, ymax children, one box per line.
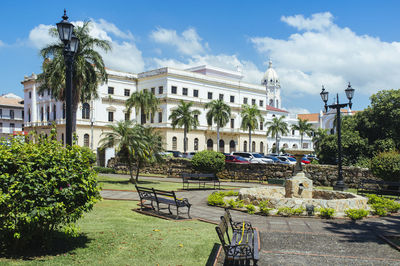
<box><xmin>187</xmin><ymin>206</ymin><xmax>191</xmax><ymax>219</ymax></box>
<box><xmin>176</xmin><ymin>207</ymin><xmax>180</xmax><ymax>219</ymax></box>
<box><xmin>168</xmin><ymin>204</ymin><xmax>172</xmax><ymax>215</ymax></box>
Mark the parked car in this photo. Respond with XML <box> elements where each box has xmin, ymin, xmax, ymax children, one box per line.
<box><xmin>225</xmin><ymin>155</ymin><xmax>250</xmax><ymax>164</ymax></box>
<box><xmin>277</xmin><ymin>156</ymin><xmax>296</xmax><ymax>165</ymax></box>
<box><xmin>166</xmin><ymin>150</ymin><xmax>183</xmax><ymax>158</ymax></box>
<box><xmin>183</xmin><ymin>152</ymin><xmax>196</xmax><ymax>159</ymax></box>
<box><xmin>302</xmin><ymin>156</ymin><xmax>311</xmax><ymax>164</ymax></box>
<box><xmin>231</xmin><ymin>152</ymin><xmax>273</xmax><ymax>164</ymax></box>
<box><xmin>263</xmin><ymin>155</ymin><xmax>281</xmax><ymax>164</ymax></box>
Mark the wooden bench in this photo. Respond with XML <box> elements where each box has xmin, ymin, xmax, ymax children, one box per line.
<box><xmin>135</xmin><ymin>185</ymin><xmax>192</xmax><ymax>219</ymax></box>
<box><xmin>357</xmin><ymin>179</ymin><xmax>400</xmax><ymax>198</ymax></box>
<box><xmin>216</xmin><ymin>210</ymin><xmax>259</xmax><ymax>265</ymax></box>
<box><xmin>181</xmin><ymin>173</ymin><xmax>220</xmax><ymax>189</ymax></box>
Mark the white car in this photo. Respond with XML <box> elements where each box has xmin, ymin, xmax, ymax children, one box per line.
<box><xmin>277</xmin><ymin>156</ymin><xmax>297</xmax><ymax>165</ymax></box>
<box><xmin>183</xmin><ymin>152</ymin><xmax>196</xmax><ymax>159</ymax></box>
<box><xmin>231</xmin><ymin>152</ymin><xmax>273</xmax><ymax>164</ymax></box>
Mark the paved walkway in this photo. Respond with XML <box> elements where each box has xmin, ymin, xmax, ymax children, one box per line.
<box><xmin>100</xmin><ymin>174</ymin><xmax>400</xmax><ymax>265</ymax></box>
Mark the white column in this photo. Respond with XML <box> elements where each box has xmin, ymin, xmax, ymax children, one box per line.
<box><xmin>31</xmin><ymin>84</ymin><xmax>38</xmax><ymax>123</ymax></box>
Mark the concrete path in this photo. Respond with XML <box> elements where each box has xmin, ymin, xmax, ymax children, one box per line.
<box><xmin>100</xmin><ymin>174</ymin><xmax>400</xmax><ymax>265</ymax></box>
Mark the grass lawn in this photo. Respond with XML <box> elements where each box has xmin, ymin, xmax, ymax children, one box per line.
<box><xmin>0</xmin><ymin>200</ymin><xmax>218</xmax><ymax>265</ymax></box>
<box><xmin>98</xmin><ymin>175</ymin><xmax>239</xmax><ymax>191</ymax></box>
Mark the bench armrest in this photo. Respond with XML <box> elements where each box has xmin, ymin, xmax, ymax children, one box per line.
<box><xmin>176</xmin><ymin>198</ymin><xmax>191</xmax><ymax>207</ymax></box>
<box><xmin>226</xmin><ymin>244</ymin><xmax>254</xmax><ymax>257</ymax></box>
<box><xmin>231</xmin><ymin>221</ymin><xmax>253</xmax><ymax>231</ymax></box>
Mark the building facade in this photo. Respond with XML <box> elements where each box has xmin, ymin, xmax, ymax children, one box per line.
<box><xmin>0</xmin><ymin>93</ymin><xmax>24</xmax><ymax>139</ymax></box>
<box><xmin>22</xmin><ymin>63</ymin><xmax>313</xmax><ymax>165</ymax></box>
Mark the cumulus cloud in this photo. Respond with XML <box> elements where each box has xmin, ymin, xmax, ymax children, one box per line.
<box><xmin>29</xmin><ymin>24</ymin><xmax>58</xmax><ymax>49</ymax></box>
<box><xmin>150</xmin><ymin>27</ymin><xmax>207</xmax><ymax>55</ymax></box>
<box><xmin>251</xmin><ymin>12</ymin><xmax>400</xmax><ymax>97</ymax></box>
<box><xmin>29</xmin><ymin>19</ymin><xmax>144</xmax><ymax>73</ymax></box>
<box><xmin>0</xmin><ymin>40</ymin><xmax>4</xmax><ymax>47</ymax></box>
<box><xmin>286</xmin><ymin>107</ymin><xmax>310</xmax><ymax>114</ymax></box>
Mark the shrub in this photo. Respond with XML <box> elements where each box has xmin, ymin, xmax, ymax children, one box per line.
<box><xmin>0</xmin><ymin>131</ymin><xmax>101</xmax><ymax>249</ymax></box>
<box><xmin>227</xmin><ymin>199</ymin><xmax>237</xmax><ymax>209</ymax></box>
<box><xmin>236</xmin><ymin>200</ymin><xmax>245</xmax><ymax>208</ymax></box>
<box><xmin>370</xmin><ymin>151</ymin><xmax>400</xmax><ymax>181</ymax></box>
<box><xmin>93</xmin><ymin>166</ymin><xmax>116</xmax><ymax>174</ymax></box>
<box><xmin>207</xmin><ymin>192</ymin><xmax>225</xmax><ymax>206</ymax></box>
<box><xmin>277</xmin><ymin>207</ymin><xmax>292</xmax><ymax>217</ymax></box>
<box><xmin>291</xmin><ymin>207</ymin><xmax>305</xmax><ymax>216</ymax></box>
<box><xmin>371</xmin><ymin>203</ymin><xmax>388</xmax><ymax>216</ymax></box>
<box><xmin>258</xmin><ymin>201</ymin><xmax>272</xmax><ymax>215</ymax></box>
<box><xmin>191</xmin><ymin>150</ymin><xmax>225</xmax><ymax>173</ymax></box>
<box><xmin>345</xmin><ymin>209</ymin><xmax>369</xmax><ymax>220</ymax></box>
<box><xmin>245</xmin><ymin>204</ymin><xmax>256</xmax><ymax>214</ymax></box>
<box><xmin>319</xmin><ymin>208</ymin><xmax>335</xmax><ymax>218</ymax></box>
<box><xmin>224</xmin><ymin>190</ymin><xmax>239</xmax><ymax>197</ymax></box>
<box><xmin>367</xmin><ymin>194</ymin><xmax>400</xmax><ymax>215</ymax></box>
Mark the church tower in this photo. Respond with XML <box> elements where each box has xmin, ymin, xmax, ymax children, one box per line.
<box><xmin>261</xmin><ymin>60</ymin><xmax>281</xmax><ymax>109</ymax></box>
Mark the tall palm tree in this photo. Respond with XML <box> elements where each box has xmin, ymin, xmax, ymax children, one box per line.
<box><xmin>169</xmin><ymin>100</ymin><xmax>201</xmax><ymax>153</ymax></box>
<box><xmin>265</xmin><ymin>116</ymin><xmax>289</xmax><ymax>153</ymax></box>
<box><xmin>205</xmin><ymin>99</ymin><xmax>231</xmax><ymax>151</ymax></box>
<box><xmin>37</xmin><ymin>22</ymin><xmax>111</xmax><ymax>133</ymax></box>
<box><xmin>126</xmin><ymin>90</ymin><xmax>159</xmax><ymax>124</ymax></box>
<box><xmin>240</xmin><ymin>104</ymin><xmax>264</xmax><ymax>152</ymax></box>
<box><xmin>291</xmin><ymin>118</ymin><xmax>314</xmax><ymax>147</ymax></box>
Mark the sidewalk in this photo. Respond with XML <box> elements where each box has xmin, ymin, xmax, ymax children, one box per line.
<box><xmin>100</xmin><ymin>174</ymin><xmax>400</xmax><ymax>265</ymax></box>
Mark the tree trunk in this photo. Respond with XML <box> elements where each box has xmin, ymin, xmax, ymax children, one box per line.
<box><xmin>135</xmin><ymin>161</ymin><xmax>141</xmax><ymax>182</ymax></box>
<box><xmin>184</xmin><ymin>127</ymin><xmax>187</xmax><ymax>153</ymax></box>
<box><xmin>249</xmin><ymin>128</ymin><xmax>252</xmax><ymax>152</ymax></box>
<box><xmin>217</xmin><ymin>125</ymin><xmax>220</xmax><ymax>152</ymax></box>
<box><xmin>128</xmin><ymin>161</ymin><xmax>135</xmax><ymax>183</ymax></box>
<box><xmin>300</xmin><ymin>134</ymin><xmax>303</xmax><ymax>147</ymax></box>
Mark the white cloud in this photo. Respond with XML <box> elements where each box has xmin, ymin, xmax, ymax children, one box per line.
<box><xmin>28</xmin><ymin>19</ymin><xmax>145</xmax><ymax>73</ymax></box>
<box><xmin>150</xmin><ymin>27</ymin><xmax>207</xmax><ymax>55</ymax></box>
<box><xmin>0</xmin><ymin>40</ymin><xmax>4</xmax><ymax>47</ymax></box>
<box><xmin>281</xmin><ymin>12</ymin><xmax>333</xmax><ymax>31</ymax></box>
<box><xmin>28</xmin><ymin>24</ymin><xmax>58</xmax><ymax>49</ymax></box>
<box><xmin>286</xmin><ymin>107</ymin><xmax>310</xmax><ymax>115</ymax></box>
<box><xmin>251</xmin><ymin>12</ymin><xmax>400</xmax><ymax>98</ymax></box>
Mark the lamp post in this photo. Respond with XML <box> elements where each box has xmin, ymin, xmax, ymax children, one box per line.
<box><xmin>56</xmin><ymin>10</ymin><xmax>79</xmax><ymax>146</ymax></box>
<box><xmin>320</xmin><ymin>83</ymin><xmax>355</xmax><ymax>191</ymax></box>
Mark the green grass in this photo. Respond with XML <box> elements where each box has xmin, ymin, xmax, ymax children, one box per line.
<box><xmin>315</xmin><ymin>186</ymin><xmax>358</xmax><ymax>194</ymax></box>
<box><xmin>0</xmin><ymin>200</ymin><xmax>218</xmax><ymax>265</ymax></box>
<box><xmin>98</xmin><ymin>175</ymin><xmax>239</xmax><ymax>191</ymax></box>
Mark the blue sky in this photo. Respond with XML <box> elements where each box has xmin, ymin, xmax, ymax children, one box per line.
<box><xmin>1</xmin><ymin>0</ymin><xmax>400</xmax><ymax>114</ymax></box>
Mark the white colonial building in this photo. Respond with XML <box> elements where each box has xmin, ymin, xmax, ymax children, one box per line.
<box><xmin>0</xmin><ymin>93</ymin><xmax>24</xmax><ymax>139</ymax></box>
<box><xmin>22</xmin><ymin>63</ymin><xmax>313</xmax><ymax>166</ymax></box>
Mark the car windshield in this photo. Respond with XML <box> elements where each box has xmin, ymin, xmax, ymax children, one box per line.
<box><xmin>287</xmin><ymin>157</ymin><xmax>296</xmax><ymax>161</ymax></box>
<box><xmin>235</xmin><ymin>156</ymin><xmax>246</xmax><ymax>161</ymax></box>
<box><xmin>252</xmin><ymin>153</ymin><xmax>263</xmax><ymax>158</ymax></box>
<box><xmin>266</xmin><ymin>156</ymin><xmax>279</xmax><ymax>161</ymax></box>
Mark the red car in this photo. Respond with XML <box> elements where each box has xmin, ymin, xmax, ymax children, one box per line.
<box><xmin>225</xmin><ymin>155</ymin><xmax>250</xmax><ymax>163</ymax></box>
<box><xmin>302</xmin><ymin>156</ymin><xmax>311</xmax><ymax>164</ymax></box>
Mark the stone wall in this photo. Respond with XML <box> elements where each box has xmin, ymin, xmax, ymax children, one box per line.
<box><xmin>108</xmin><ymin>158</ymin><xmax>375</xmax><ymax>188</ymax></box>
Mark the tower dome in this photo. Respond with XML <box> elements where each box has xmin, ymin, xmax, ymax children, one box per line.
<box><xmin>261</xmin><ymin>60</ymin><xmax>279</xmax><ymax>86</ymax></box>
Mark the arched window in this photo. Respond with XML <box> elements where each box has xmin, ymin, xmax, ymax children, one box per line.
<box><xmin>84</xmin><ymin>134</ymin><xmax>89</xmax><ymax>147</ymax></box>
<box><xmin>276</xmin><ymin>100</ymin><xmax>279</xmax><ymax>107</ymax></box>
<box><xmin>292</xmin><ymin>144</ymin><xmax>298</xmax><ymax>148</ymax></box>
<box><xmin>243</xmin><ymin>141</ymin><xmax>247</xmax><ymax>152</ymax></box>
<box><xmin>252</xmin><ymin>141</ymin><xmax>256</xmax><ymax>152</ymax></box>
<box><xmin>172</xmin><ymin>137</ymin><xmax>177</xmax><ymax>150</ymax></box>
<box><xmin>219</xmin><ymin>139</ymin><xmax>225</xmax><ymax>153</ymax></box>
<box><xmin>269</xmin><ymin>99</ymin><xmax>273</xmax><ymax>106</ymax></box>
<box><xmin>61</xmin><ymin>133</ymin><xmax>64</xmax><ymax>145</ymax></box>
<box><xmin>28</xmin><ymin>108</ymin><xmax>31</xmax><ymax>122</ymax></box>
<box><xmin>82</xmin><ymin>103</ymin><xmax>90</xmax><ymax>119</ymax></box>
<box><xmin>46</xmin><ymin>106</ymin><xmax>50</xmax><ymax>121</ymax></box>
<box><xmin>194</xmin><ymin>138</ymin><xmax>199</xmax><ymax>151</ymax></box>
<box><xmin>63</xmin><ymin>103</ymin><xmax>66</xmax><ymax>119</ymax></box>
<box><xmin>260</xmin><ymin>142</ymin><xmax>264</xmax><ymax>154</ymax></box>
<box><xmin>229</xmin><ymin>140</ymin><xmax>236</xmax><ymax>153</ymax></box>
<box><xmin>283</xmin><ymin>143</ymin><xmax>289</xmax><ymax>148</ymax></box>
<box><xmin>53</xmin><ymin>104</ymin><xmax>57</xmax><ymax>120</ymax></box>
<box><xmin>207</xmin><ymin>139</ymin><xmax>213</xmax><ymax>151</ymax></box>
<box><xmin>40</xmin><ymin>107</ymin><xmax>44</xmax><ymax>121</ymax></box>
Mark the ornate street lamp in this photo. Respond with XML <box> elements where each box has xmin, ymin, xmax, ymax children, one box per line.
<box><xmin>56</xmin><ymin>10</ymin><xmax>79</xmax><ymax>146</ymax></box>
<box><xmin>276</xmin><ymin>135</ymin><xmax>281</xmax><ymax>155</ymax></box>
<box><xmin>320</xmin><ymin>83</ymin><xmax>355</xmax><ymax>191</ymax></box>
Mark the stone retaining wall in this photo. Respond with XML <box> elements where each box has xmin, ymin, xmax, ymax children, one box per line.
<box><xmin>107</xmin><ymin>158</ymin><xmax>376</xmax><ymax>188</ymax></box>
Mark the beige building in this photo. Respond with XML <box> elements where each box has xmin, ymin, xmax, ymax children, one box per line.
<box><xmin>0</xmin><ymin>93</ymin><xmax>24</xmax><ymax>139</ymax></box>
<box><xmin>22</xmin><ymin>64</ymin><xmax>313</xmax><ymax>166</ymax></box>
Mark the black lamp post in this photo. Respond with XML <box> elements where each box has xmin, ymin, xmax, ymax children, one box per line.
<box><xmin>320</xmin><ymin>83</ymin><xmax>355</xmax><ymax>191</ymax></box>
<box><xmin>56</xmin><ymin>9</ymin><xmax>79</xmax><ymax>146</ymax></box>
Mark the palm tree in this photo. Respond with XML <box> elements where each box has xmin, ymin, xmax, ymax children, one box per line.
<box><xmin>37</xmin><ymin>22</ymin><xmax>111</xmax><ymax>133</ymax></box>
<box><xmin>126</xmin><ymin>90</ymin><xmax>159</xmax><ymax>124</ymax></box>
<box><xmin>240</xmin><ymin>104</ymin><xmax>264</xmax><ymax>152</ymax></box>
<box><xmin>313</xmin><ymin>128</ymin><xmax>328</xmax><ymax>151</ymax></box>
<box><xmin>291</xmin><ymin>118</ymin><xmax>314</xmax><ymax>147</ymax></box>
<box><xmin>169</xmin><ymin>100</ymin><xmax>201</xmax><ymax>153</ymax></box>
<box><xmin>99</xmin><ymin>120</ymin><xmax>146</xmax><ymax>183</ymax></box>
<box><xmin>266</xmin><ymin>116</ymin><xmax>289</xmax><ymax>154</ymax></box>
<box><xmin>205</xmin><ymin>99</ymin><xmax>231</xmax><ymax>152</ymax></box>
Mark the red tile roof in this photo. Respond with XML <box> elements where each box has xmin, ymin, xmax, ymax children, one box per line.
<box><xmin>298</xmin><ymin>113</ymin><xmax>319</xmax><ymax>122</ymax></box>
<box><xmin>0</xmin><ymin>97</ymin><xmax>23</xmax><ymax>107</ymax></box>
<box><xmin>266</xmin><ymin>105</ymin><xmax>289</xmax><ymax>113</ymax></box>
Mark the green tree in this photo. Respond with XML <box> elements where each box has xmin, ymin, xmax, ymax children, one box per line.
<box><xmin>37</xmin><ymin>22</ymin><xmax>111</xmax><ymax>133</ymax></box>
<box><xmin>205</xmin><ymin>99</ymin><xmax>231</xmax><ymax>151</ymax></box>
<box><xmin>291</xmin><ymin>118</ymin><xmax>314</xmax><ymax>147</ymax></box>
<box><xmin>240</xmin><ymin>104</ymin><xmax>264</xmax><ymax>152</ymax></box>
<box><xmin>169</xmin><ymin>100</ymin><xmax>201</xmax><ymax>153</ymax></box>
<box><xmin>312</xmin><ymin>128</ymin><xmax>328</xmax><ymax>151</ymax></box>
<box><xmin>126</xmin><ymin>90</ymin><xmax>160</xmax><ymax>124</ymax></box>
<box><xmin>265</xmin><ymin>116</ymin><xmax>288</xmax><ymax>153</ymax></box>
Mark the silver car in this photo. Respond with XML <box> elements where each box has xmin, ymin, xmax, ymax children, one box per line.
<box><xmin>231</xmin><ymin>152</ymin><xmax>273</xmax><ymax>164</ymax></box>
